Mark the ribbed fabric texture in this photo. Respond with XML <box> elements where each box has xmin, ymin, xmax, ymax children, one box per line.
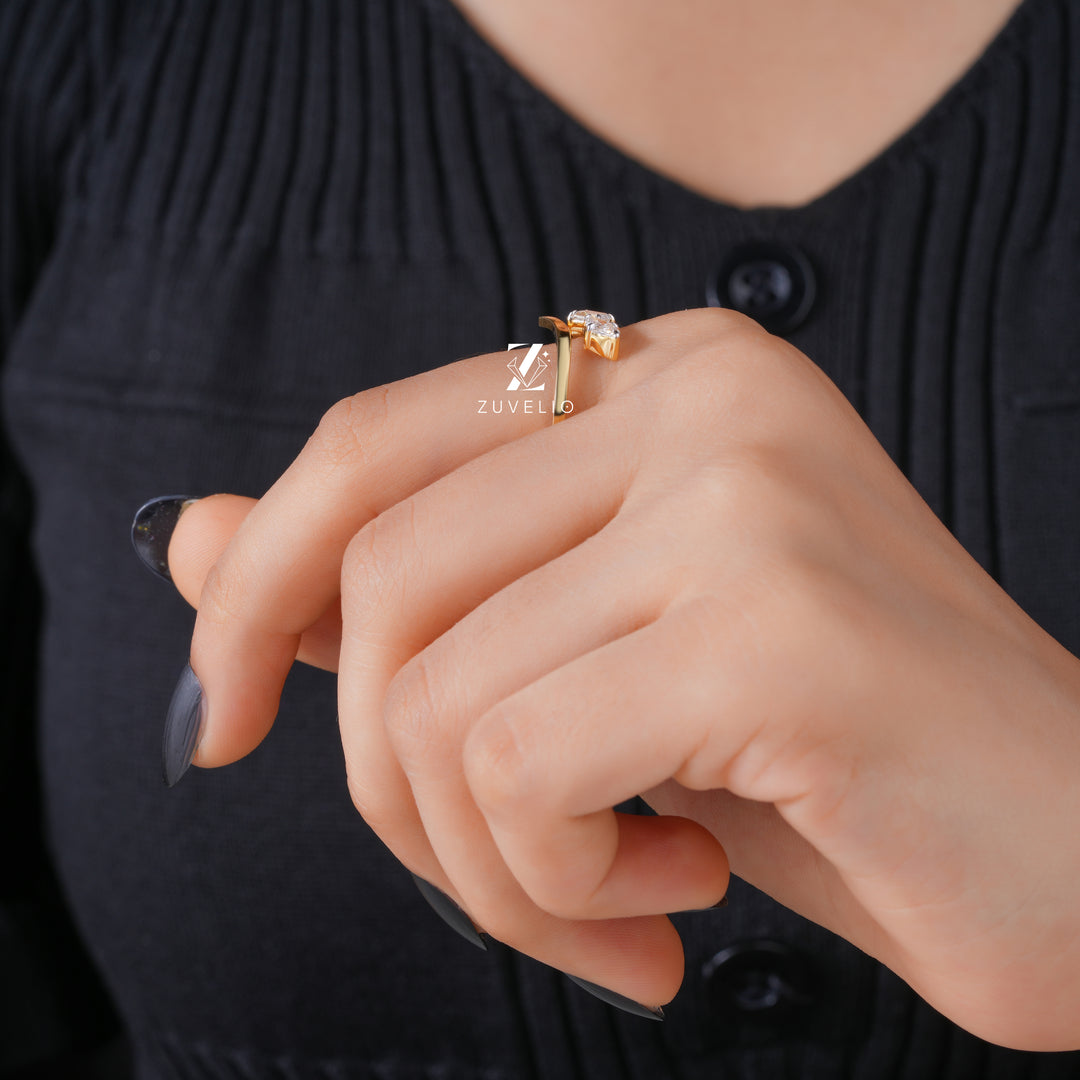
<box><xmin>3</xmin><ymin>0</ymin><xmax>1080</xmax><ymax>1078</ymax></box>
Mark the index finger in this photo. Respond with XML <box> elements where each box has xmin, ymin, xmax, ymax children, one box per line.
<box><xmin>169</xmin><ymin>325</ymin><xmax>631</xmax><ymax>778</ymax></box>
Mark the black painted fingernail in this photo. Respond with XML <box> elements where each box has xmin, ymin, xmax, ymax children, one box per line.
<box><xmin>564</xmin><ymin>974</ymin><xmax>665</xmax><ymax>1020</ymax></box>
<box><xmin>675</xmin><ymin>894</ymin><xmax>729</xmax><ymax>913</ymax></box>
<box><xmin>409</xmin><ymin>873</ymin><xmax>488</xmax><ymax>951</ymax></box>
<box><xmin>162</xmin><ymin>663</ymin><xmax>206</xmax><ymax>787</ymax></box>
<box><xmin>132</xmin><ymin>495</ymin><xmax>197</xmax><ymax>582</ymax></box>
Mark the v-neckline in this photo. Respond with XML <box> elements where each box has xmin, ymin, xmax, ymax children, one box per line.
<box><xmin>421</xmin><ymin>0</ymin><xmax>1042</xmax><ymax>222</ymax></box>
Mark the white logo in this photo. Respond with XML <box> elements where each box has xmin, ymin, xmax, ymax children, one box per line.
<box><xmin>506</xmin><ymin>342</ymin><xmax>549</xmax><ymax>391</ymax></box>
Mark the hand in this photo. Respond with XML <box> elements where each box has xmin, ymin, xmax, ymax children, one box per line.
<box><xmin>160</xmin><ymin>307</ymin><xmax>1080</xmax><ymax>1049</ymax></box>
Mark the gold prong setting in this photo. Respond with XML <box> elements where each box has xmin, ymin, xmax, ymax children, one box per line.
<box><xmin>539</xmin><ymin>309</ymin><xmax>621</xmax><ymax>425</ymax></box>
<box><xmin>567</xmin><ymin>308</ymin><xmax>620</xmax><ymax>360</ymax></box>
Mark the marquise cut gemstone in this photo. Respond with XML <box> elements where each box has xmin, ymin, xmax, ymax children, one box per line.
<box><xmin>568</xmin><ymin>309</ymin><xmax>620</xmax><ymax>359</ymax></box>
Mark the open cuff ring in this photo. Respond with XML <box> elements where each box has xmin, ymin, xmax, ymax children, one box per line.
<box><xmin>538</xmin><ymin>309</ymin><xmax>621</xmax><ymax>425</ymax></box>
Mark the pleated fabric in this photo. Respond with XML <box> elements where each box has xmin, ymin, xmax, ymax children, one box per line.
<box><xmin>2</xmin><ymin>0</ymin><xmax>1080</xmax><ymax>1077</ymax></box>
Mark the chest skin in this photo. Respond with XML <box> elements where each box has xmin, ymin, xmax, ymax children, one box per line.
<box><xmin>446</xmin><ymin>0</ymin><xmax>1026</xmax><ymax>209</ymax></box>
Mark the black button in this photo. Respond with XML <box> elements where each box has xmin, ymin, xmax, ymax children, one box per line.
<box><xmin>702</xmin><ymin>939</ymin><xmax>817</xmax><ymax>1022</ymax></box>
<box><xmin>706</xmin><ymin>241</ymin><xmax>816</xmax><ymax>333</ymax></box>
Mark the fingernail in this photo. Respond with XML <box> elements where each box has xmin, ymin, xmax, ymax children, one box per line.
<box><xmin>162</xmin><ymin>663</ymin><xmax>206</xmax><ymax>787</ymax></box>
<box><xmin>564</xmin><ymin>974</ymin><xmax>665</xmax><ymax>1020</ymax></box>
<box><xmin>675</xmin><ymin>894</ymin><xmax>729</xmax><ymax>913</ymax></box>
<box><xmin>409</xmin><ymin>873</ymin><xmax>488</xmax><ymax>951</ymax></box>
<box><xmin>131</xmin><ymin>495</ymin><xmax>197</xmax><ymax>582</ymax></box>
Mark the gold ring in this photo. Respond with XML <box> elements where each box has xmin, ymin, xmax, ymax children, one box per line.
<box><xmin>537</xmin><ymin>309</ymin><xmax>621</xmax><ymax>424</ymax></box>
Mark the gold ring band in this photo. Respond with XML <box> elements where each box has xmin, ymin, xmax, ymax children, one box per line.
<box><xmin>538</xmin><ymin>309</ymin><xmax>621</xmax><ymax>424</ymax></box>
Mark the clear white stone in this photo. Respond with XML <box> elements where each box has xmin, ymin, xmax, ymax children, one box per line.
<box><xmin>570</xmin><ymin>309</ymin><xmax>619</xmax><ymax>339</ymax></box>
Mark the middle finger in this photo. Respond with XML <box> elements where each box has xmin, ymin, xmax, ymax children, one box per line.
<box><xmin>336</xmin><ymin>388</ymin><xmax>712</xmax><ymax>1002</ymax></box>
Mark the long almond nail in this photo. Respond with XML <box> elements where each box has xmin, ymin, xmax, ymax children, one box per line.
<box><xmin>131</xmin><ymin>495</ymin><xmax>198</xmax><ymax>582</ymax></box>
<box><xmin>162</xmin><ymin>663</ymin><xmax>206</xmax><ymax>787</ymax></box>
<box><xmin>675</xmin><ymin>894</ymin><xmax>729</xmax><ymax>913</ymax></box>
<box><xmin>409</xmin><ymin>874</ymin><xmax>488</xmax><ymax>951</ymax></box>
<box><xmin>564</xmin><ymin>973</ymin><xmax>665</xmax><ymax>1020</ymax></box>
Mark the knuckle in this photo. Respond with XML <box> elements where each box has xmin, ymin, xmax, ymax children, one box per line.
<box><xmin>341</xmin><ymin>501</ymin><xmax>417</xmax><ymax>616</ymax></box>
<box><xmin>686</xmin><ymin>308</ymin><xmax>800</xmax><ymax>394</ymax></box>
<box><xmin>340</xmin><ymin>524</ymin><xmax>378</xmax><ymax>598</ymax></box>
<box><xmin>463</xmin><ymin>712</ymin><xmax>537</xmax><ymax>820</ymax></box>
<box><xmin>671</xmin><ymin>304</ymin><xmax>770</xmax><ymax>356</ymax></box>
<box><xmin>197</xmin><ymin>557</ymin><xmax>248</xmax><ymax>627</ymax></box>
<box><xmin>696</xmin><ymin>303</ymin><xmax>766</xmax><ymax>340</ymax></box>
<box><xmin>340</xmin><ymin>526</ymin><xmax>383</xmax><ymax>629</ymax></box>
<box><xmin>382</xmin><ymin>652</ymin><xmax>450</xmax><ymax>767</ymax></box>
<box><xmin>310</xmin><ymin>384</ymin><xmax>394</xmax><ymax>474</ymax></box>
